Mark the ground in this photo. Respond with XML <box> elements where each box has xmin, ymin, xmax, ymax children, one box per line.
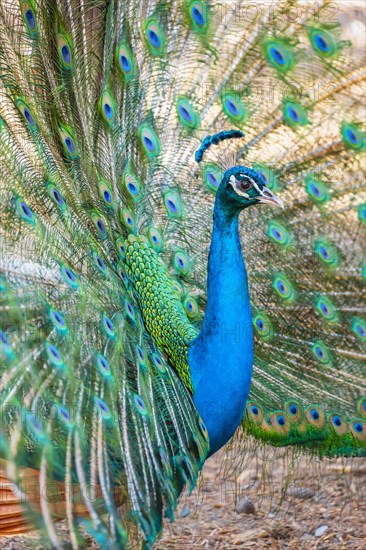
<box><xmin>1</xmin><ymin>444</ymin><xmax>364</xmax><ymax>549</ymax></box>
<box><xmin>156</xmin><ymin>444</ymin><xmax>365</xmax><ymax>550</ymax></box>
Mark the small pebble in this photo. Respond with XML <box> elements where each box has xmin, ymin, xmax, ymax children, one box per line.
<box><xmin>315</xmin><ymin>525</ymin><xmax>329</xmax><ymax>537</ymax></box>
<box><xmin>235</xmin><ymin>496</ymin><xmax>256</xmax><ymax>515</ymax></box>
<box><xmin>287</xmin><ymin>486</ymin><xmax>314</xmax><ymax>500</ymax></box>
<box><xmin>180</xmin><ymin>506</ymin><xmax>190</xmax><ymax>518</ymax></box>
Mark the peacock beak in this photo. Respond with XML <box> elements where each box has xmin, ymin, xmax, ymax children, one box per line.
<box><xmin>257</xmin><ymin>188</ymin><xmax>284</xmax><ymax>209</ymax></box>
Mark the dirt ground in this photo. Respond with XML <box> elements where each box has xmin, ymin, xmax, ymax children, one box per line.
<box><xmin>1</xmin><ymin>445</ymin><xmax>365</xmax><ymax>549</ymax></box>
<box><xmin>156</xmin><ymin>445</ymin><xmax>366</xmax><ymax>549</ymax></box>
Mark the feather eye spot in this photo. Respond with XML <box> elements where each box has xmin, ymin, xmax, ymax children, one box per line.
<box><xmin>167</xmin><ymin>199</ymin><xmax>177</xmax><ymax>213</ymax></box>
<box><xmin>60</xmin><ymin>265</ymin><xmax>78</xmax><ymax>288</ymax></box>
<box><xmin>102</xmin><ymin>316</ymin><xmax>114</xmax><ymax>337</ymax></box>
<box><xmin>355</xmin><ymin>324</ymin><xmax>365</xmax><ymax>337</ymax></box>
<box><xmin>263</xmin><ymin>40</ymin><xmax>294</xmax><ymax>73</ymax></box>
<box><xmin>315</xmin><ymin>346</ymin><xmax>323</xmax><ymax>359</ymax></box>
<box><xmin>57</xmin><ymin>35</ymin><xmax>73</xmax><ymax>68</ymax></box>
<box><xmin>65</xmin><ymin>269</ymin><xmax>75</xmax><ymax>282</ymax></box>
<box><xmin>125</xmin><ymin>301</ymin><xmax>135</xmax><ymax>320</ymax></box>
<box><xmin>103</xmin><ymin>102</ymin><xmax>113</xmax><ymax>120</ymax></box>
<box><xmin>183</xmin><ymin>296</ymin><xmax>199</xmax><ymax>319</ymax></box>
<box><xmin>207</xmin><ymin>172</ymin><xmax>218</xmax><ymax>186</ymax></box>
<box><xmin>309</xmin><ymin>29</ymin><xmax>337</xmax><ymax>57</ymax></box>
<box><xmin>250</xmin><ymin>405</ymin><xmax>259</xmax><ymax>415</ymax></box>
<box><xmin>0</xmin><ymin>331</ymin><xmax>11</xmax><ymax>357</ymax></box>
<box><xmin>192</xmin><ymin>6</ymin><xmax>204</xmax><ymax>26</ymax></box>
<box><xmin>276</xmin><ymin>415</ymin><xmax>286</xmax><ymax>426</ymax></box>
<box><xmin>49</xmin><ymin>309</ymin><xmax>66</xmax><ymax>331</ymax></box>
<box><xmin>270</xmin><ymin>46</ymin><xmax>285</xmax><ymax>65</ymax></box>
<box><xmin>274</xmin><ymin>274</ymin><xmax>295</xmax><ymax>302</ymax></box>
<box><xmin>118</xmin><ymin>265</ymin><xmax>127</xmax><ymax>283</ymax></box>
<box><xmin>267</xmin><ymin>221</ymin><xmax>290</xmax><ymax>245</ymax></box>
<box><xmin>47</xmin><ymin>183</ymin><xmax>66</xmax><ymax>210</ymax></box>
<box><xmin>96</xmin><ymin>353</ymin><xmax>110</xmax><ymax>376</ymax></box>
<box><xmin>174</xmin><ymin>251</ymin><xmax>190</xmax><ymax>275</ymax></box>
<box><xmin>25</xmin><ymin>9</ymin><xmax>35</xmax><ymax>28</ymax></box>
<box><xmin>16</xmin><ymin>199</ymin><xmax>35</xmax><ymax>224</ymax></box>
<box><xmin>95</xmin><ymin>255</ymin><xmax>106</xmax><ymax>272</ymax></box>
<box><xmin>127</xmin><ymin>182</ymin><xmax>137</xmax><ymax>194</ymax></box>
<box><xmin>46</xmin><ymin>343</ymin><xmax>64</xmax><ymax>367</ymax></box>
<box><xmin>59</xmin><ymin>406</ymin><xmax>71</xmax><ymax>423</ymax></box>
<box><xmin>314</xmin><ymin>33</ymin><xmax>329</xmax><ymax>52</ymax></box>
<box><xmin>226</xmin><ymin>100</ymin><xmax>239</xmax><ymax>116</ymax></box>
<box><xmin>349</xmin><ymin>419</ymin><xmax>365</xmax><ymax>440</ymax></box>
<box><xmin>176</xmin><ymin>98</ymin><xmax>200</xmax><ymax>128</ymax></box>
<box><xmin>179</xmin><ymin>105</ymin><xmax>191</xmax><ymax>121</ymax></box>
<box><xmin>352</xmin><ymin>318</ymin><xmax>366</xmax><ymax>340</ymax></box>
<box><xmin>95</xmin><ymin>398</ymin><xmax>111</xmax><ymax>419</ymax></box>
<box><xmin>311</xmin><ymin>341</ymin><xmax>331</xmax><ymax>365</ymax></box>
<box><xmin>317</xmin><ymin>298</ymin><xmax>337</xmax><ymax>321</ymax></box>
<box><xmin>54</xmin><ymin>312</ymin><xmax>64</xmax><ymax>325</ymax></box>
<box><xmin>203</xmin><ymin>164</ymin><xmax>223</xmax><ymax>192</ymax></box>
<box><xmin>289</xmin><ymin>405</ymin><xmax>297</xmax><ymax>415</ymax></box>
<box><xmin>152</xmin><ymin>352</ymin><xmax>166</xmax><ymax>373</ymax></box>
<box><xmin>222</xmin><ymin>94</ymin><xmax>245</xmax><ymax>121</ymax></box>
<box><xmin>277</xmin><ymin>281</ymin><xmax>285</xmax><ymax>293</ymax></box>
<box><xmin>341</xmin><ymin>123</ymin><xmax>365</xmax><ymax>151</ymax></box>
<box><xmin>253</xmin><ymin>313</ymin><xmax>273</xmax><ymax>340</ymax></box>
<box><xmin>147</xmin><ymin>227</ymin><xmax>163</xmax><ymax>251</ymax></box>
<box><xmin>61</xmin><ymin>44</ymin><xmax>71</xmax><ymax>64</ymax></box>
<box><xmin>315</xmin><ymin>240</ymin><xmax>339</xmax><ymax>266</ymax></box>
<box><xmin>359</xmin><ymin>204</ymin><xmax>366</xmax><ymax>222</ymax></box>
<box><xmin>148</xmin><ymin>29</ymin><xmax>160</xmax><ymax>48</ymax></box>
<box><xmin>356</xmin><ymin>324</ymin><xmax>365</xmax><ymax>337</ymax></box>
<box><xmin>120</xmin><ymin>55</ymin><xmax>130</xmax><ymax>71</ymax></box>
<box><xmin>137</xmin><ymin>346</ymin><xmax>144</xmax><ymax>361</ymax></box>
<box><xmin>23</xmin><ymin>107</ymin><xmax>35</xmax><ymax>126</ymax></box>
<box><xmin>20</xmin><ymin>202</ymin><xmax>31</xmax><ymax>218</ymax></box>
<box><xmin>333</xmin><ymin>415</ymin><xmax>342</xmax><ymax>427</ymax></box>
<box><xmin>64</xmin><ymin>137</ymin><xmax>75</xmax><ymax>154</ymax></box>
<box><xmin>21</xmin><ymin>3</ymin><xmax>38</xmax><ymax>34</ymax></box>
<box><xmin>199</xmin><ymin>418</ymin><xmax>209</xmax><ymax>440</ymax></box>
<box><xmin>346</xmin><ymin>129</ymin><xmax>357</xmax><ymax>144</ymax></box>
<box><xmin>310</xmin><ymin>184</ymin><xmax>320</xmax><ymax>197</ymax></box>
<box><xmin>287</xmin><ymin>105</ymin><xmax>299</xmax><ymax>122</ymax></box>
<box><xmin>16</xmin><ymin>100</ymin><xmax>37</xmax><ymax>129</ymax></box>
<box><xmin>143</xmin><ymin>136</ymin><xmax>154</xmax><ymax>151</ymax></box>
<box><xmin>139</xmin><ymin>125</ymin><xmax>160</xmax><ymax>157</ymax></box>
<box><xmin>134</xmin><ymin>393</ymin><xmax>149</xmax><ymax>416</ymax></box>
<box><xmin>53</xmin><ymin>189</ymin><xmax>63</xmax><ymax>205</ymax></box>
<box><xmin>310</xmin><ymin>409</ymin><xmax>319</xmax><ymax>421</ymax></box>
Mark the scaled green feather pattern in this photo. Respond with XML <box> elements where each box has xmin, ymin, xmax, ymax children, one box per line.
<box><xmin>125</xmin><ymin>235</ymin><xmax>197</xmax><ymax>392</ymax></box>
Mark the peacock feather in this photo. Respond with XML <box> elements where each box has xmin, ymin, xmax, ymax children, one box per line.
<box><xmin>0</xmin><ymin>0</ymin><xmax>365</xmax><ymax>547</ymax></box>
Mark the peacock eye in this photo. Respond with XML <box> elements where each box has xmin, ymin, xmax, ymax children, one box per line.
<box><xmin>237</xmin><ymin>176</ymin><xmax>254</xmax><ymax>192</ymax></box>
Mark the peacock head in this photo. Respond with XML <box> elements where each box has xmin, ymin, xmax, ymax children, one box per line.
<box><xmin>217</xmin><ymin>166</ymin><xmax>284</xmax><ymax>212</ymax></box>
<box><xmin>195</xmin><ymin>131</ymin><xmax>283</xmax><ymax>213</ymax></box>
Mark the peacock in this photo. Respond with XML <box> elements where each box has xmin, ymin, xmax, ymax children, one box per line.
<box><xmin>0</xmin><ymin>0</ymin><xmax>365</xmax><ymax>547</ymax></box>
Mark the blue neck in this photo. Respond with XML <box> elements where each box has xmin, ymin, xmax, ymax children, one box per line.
<box><xmin>188</xmin><ymin>196</ymin><xmax>253</xmax><ymax>456</ymax></box>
